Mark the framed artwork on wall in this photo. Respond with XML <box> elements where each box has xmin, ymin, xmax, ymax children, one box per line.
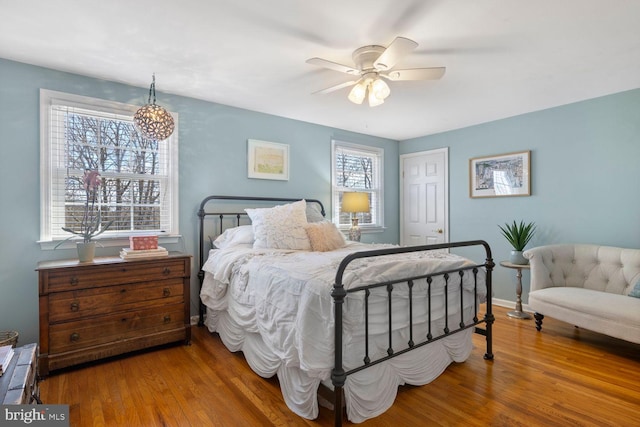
<box><xmin>469</xmin><ymin>150</ymin><xmax>531</xmax><ymax>198</ymax></box>
<box><xmin>247</xmin><ymin>139</ymin><xmax>289</xmax><ymax>181</ymax></box>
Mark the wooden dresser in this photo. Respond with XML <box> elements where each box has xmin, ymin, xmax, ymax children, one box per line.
<box><xmin>37</xmin><ymin>253</ymin><xmax>191</xmax><ymax>376</ymax></box>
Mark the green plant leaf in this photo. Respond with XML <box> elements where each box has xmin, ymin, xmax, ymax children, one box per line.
<box><xmin>498</xmin><ymin>220</ymin><xmax>536</xmax><ymax>251</ymax></box>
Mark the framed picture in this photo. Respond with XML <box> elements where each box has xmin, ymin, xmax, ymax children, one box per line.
<box><xmin>469</xmin><ymin>150</ymin><xmax>531</xmax><ymax>198</ymax></box>
<box><xmin>247</xmin><ymin>139</ymin><xmax>289</xmax><ymax>181</ymax></box>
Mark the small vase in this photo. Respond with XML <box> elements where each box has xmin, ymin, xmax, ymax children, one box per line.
<box><xmin>77</xmin><ymin>241</ymin><xmax>96</xmax><ymax>263</ymax></box>
<box><xmin>509</xmin><ymin>250</ymin><xmax>528</xmax><ymax>265</ymax></box>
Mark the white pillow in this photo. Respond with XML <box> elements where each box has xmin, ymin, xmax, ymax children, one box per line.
<box><xmin>245</xmin><ymin>200</ymin><xmax>311</xmax><ymax>250</ymax></box>
<box><xmin>306</xmin><ymin>202</ymin><xmax>325</xmax><ymax>223</ymax></box>
<box><xmin>213</xmin><ymin>225</ymin><xmax>255</xmax><ymax>249</ymax></box>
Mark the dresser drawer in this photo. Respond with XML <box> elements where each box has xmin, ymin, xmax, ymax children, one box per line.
<box><xmin>43</xmin><ymin>258</ymin><xmax>187</xmax><ymax>293</ymax></box>
<box><xmin>48</xmin><ymin>279</ymin><xmax>184</xmax><ymax>323</ymax></box>
<box><xmin>49</xmin><ymin>303</ymin><xmax>185</xmax><ymax>353</ymax></box>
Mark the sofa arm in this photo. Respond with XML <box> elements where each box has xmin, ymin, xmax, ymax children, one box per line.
<box><xmin>523</xmin><ymin>246</ymin><xmax>564</xmax><ymax>291</ymax></box>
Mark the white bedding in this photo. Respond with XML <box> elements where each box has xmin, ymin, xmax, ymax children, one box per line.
<box><xmin>200</xmin><ymin>241</ymin><xmax>487</xmax><ymax>423</ymax></box>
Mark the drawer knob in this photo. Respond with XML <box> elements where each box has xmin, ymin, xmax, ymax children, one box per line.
<box><xmin>162</xmin><ymin>267</ymin><xmax>171</xmax><ymax>275</ymax></box>
<box><xmin>70</xmin><ymin>302</ymin><xmax>80</xmax><ymax>312</ymax></box>
<box><xmin>163</xmin><ymin>315</ymin><xmax>171</xmax><ymax>324</ymax></box>
<box><xmin>70</xmin><ymin>277</ymin><xmax>79</xmax><ymax>286</ymax></box>
<box><xmin>163</xmin><ymin>288</ymin><xmax>171</xmax><ymax>297</ymax></box>
<box><xmin>70</xmin><ymin>332</ymin><xmax>80</xmax><ymax>342</ymax></box>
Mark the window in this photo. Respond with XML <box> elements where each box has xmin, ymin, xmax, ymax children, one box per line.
<box><xmin>331</xmin><ymin>140</ymin><xmax>384</xmax><ymax>231</ymax></box>
<box><xmin>40</xmin><ymin>89</ymin><xmax>179</xmax><ymax>247</ymax></box>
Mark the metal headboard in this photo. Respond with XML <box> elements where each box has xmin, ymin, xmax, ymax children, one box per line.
<box><xmin>196</xmin><ymin>195</ymin><xmax>326</xmax><ymax>326</ymax></box>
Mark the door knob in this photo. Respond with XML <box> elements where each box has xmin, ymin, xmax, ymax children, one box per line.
<box><xmin>435</xmin><ymin>228</ymin><xmax>443</xmax><ymax>234</ymax></box>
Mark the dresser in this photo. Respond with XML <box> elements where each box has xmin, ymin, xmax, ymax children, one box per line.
<box><xmin>37</xmin><ymin>253</ymin><xmax>191</xmax><ymax>376</ymax></box>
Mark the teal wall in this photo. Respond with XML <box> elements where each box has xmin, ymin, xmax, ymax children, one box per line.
<box><xmin>0</xmin><ymin>58</ymin><xmax>399</xmax><ymax>344</ymax></box>
<box><xmin>400</xmin><ymin>88</ymin><xmax>640</xmax><ymax>302</ymax></box>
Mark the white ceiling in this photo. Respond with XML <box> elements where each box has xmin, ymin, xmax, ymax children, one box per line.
<box><xmin>1</xmin><ymin>0</ymin><xmax>639</xmax><ymax>140</ymax></box>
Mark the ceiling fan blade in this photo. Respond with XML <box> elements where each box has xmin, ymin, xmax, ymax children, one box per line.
<box><xmin>374</xmin><ymin>37</ymin><xmax>418</xmax><ymax>70</ymax></box>
<box><xmin>381</xmin><ymin>67</ymin><xmax>446</xmax><ymax>81</ymax></box>
<box><xmin>312</xmin><ymin>80</ymin><xmax>359</xmax><ymax>95</ymax></box>
<box><xmin>306</xmin><ymin>58</ymin><xmax>359</xmax><ymax>75</ymax></box>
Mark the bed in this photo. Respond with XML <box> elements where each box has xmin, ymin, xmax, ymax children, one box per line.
<box><xmin>197</xmin><ymin>195</ymin><xmax>494</xmax><ymax>425</ymax></box>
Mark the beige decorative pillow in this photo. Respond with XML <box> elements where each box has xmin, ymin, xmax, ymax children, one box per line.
<box><xmin>305</xmin><ymin>221</ymin><xmax>346</xmax><ymax>252</ymax></box>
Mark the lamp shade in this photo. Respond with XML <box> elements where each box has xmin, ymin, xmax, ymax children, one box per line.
<box><xmin>348</xmin><ymin>81</ymin><xmax>367</xmax><ymax>104</ymax></box>
<box><xmin>341</xmin><ymin>192</ymin><xmax>370</xmax><ymax>213</ymax></box>
<box><xmin>133</xmin><ymin>103</ymin><xmax>175</xmax><ymax>141</ymax></box>
<box><xmin>370</xmin><ymin>78</ymin><xmax>390</xmax><ymax>100</ymax></box>
<box><xmin>368</xmin><ymin>90</ymin><xmax>385</xmax><ymax>107</ymax></box>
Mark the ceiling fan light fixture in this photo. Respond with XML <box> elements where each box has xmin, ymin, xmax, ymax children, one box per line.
<box><xmin>133</xmin><ymin>74</ymin><xmax>175</xmax><ymax>141</ymax></box>
<box><xmin>348</xmin><ymin>81</ymin><xmax>367</xmax><ymax>104</ymax></box>
<box><xmin>307</xmin><ymin>36</ymin><xmax>445</xmax><ymax>108</ymax></box>
<box><xmin>370</xmin><ymin>78</ymin><xmax>391</xmax><ymax>100</ymax></box>
<box><xmin>368</xmin><ymin>89</ymin><xmax>385</xmax><ymax>107</ymax></box>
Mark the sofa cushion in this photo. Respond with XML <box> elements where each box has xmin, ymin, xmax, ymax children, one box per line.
<box><xmin>529</xmin><ymin>287</ymin><xmax>640</xmax><ymax>343</ymax></box>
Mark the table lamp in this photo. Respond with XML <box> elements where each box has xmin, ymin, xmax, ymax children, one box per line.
<box><xmin>341</xmin><ymin>192</ymin><xmax>370</xmax><ymax>241</ymax></box>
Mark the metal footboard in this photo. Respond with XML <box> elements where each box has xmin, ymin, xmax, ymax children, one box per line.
<box><xmin>330</xmin><ymin>240</ymin><xmax>494</xmax><ymax>426</ymax></box>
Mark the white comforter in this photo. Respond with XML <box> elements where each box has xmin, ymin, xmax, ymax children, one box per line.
<box><xmin>201</xmin><ymin>242</ymin><xmax>486</xmax><ymax>423</ymax></box>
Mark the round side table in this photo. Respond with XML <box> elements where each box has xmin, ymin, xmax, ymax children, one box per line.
<box><xmin>499</xmin><ymin>261</ymin><xmax>532</xmax><ymax>319</ymax></box>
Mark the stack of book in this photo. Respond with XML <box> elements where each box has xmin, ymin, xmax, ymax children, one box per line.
<box><xmin>120</xmin><ymin>235</ymin><xmax>168</xmax><ymax>259</ymax></box>
<box><xmin>0</xmin><ymin>344</ymin><xmax>14</xmax><ymax>377</ymax></box>
<box><xmin>120</xmin><ymin>246</ymin><xmax>169</xmax><ymax>260</ymax></box>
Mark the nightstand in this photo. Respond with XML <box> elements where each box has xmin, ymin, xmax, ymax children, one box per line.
<box><xmin>499</xmin><ymin>261</ymin><xmax>532</xmax><ymax>320</ymax></box>
<box><xmin>0</xmin><ymin>343</ymin><xmax>41</xmax><ymax>404</ymax></box>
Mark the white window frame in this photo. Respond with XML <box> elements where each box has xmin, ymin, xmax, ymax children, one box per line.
<box><xmin>331</xmin><ymin>139</ymin><xmax>384</xmax><ymax>232</ymax></box>
<box><xmin>39</xmin><ymin>89</ymin><xmax>180</xmax><ymax>249</ymax></box>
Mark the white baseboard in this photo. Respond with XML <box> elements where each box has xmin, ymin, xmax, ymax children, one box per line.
<box><xmin>492</xmin><ymin>297</ymin><xmax>532</xmax><ymax>313</ymax></box>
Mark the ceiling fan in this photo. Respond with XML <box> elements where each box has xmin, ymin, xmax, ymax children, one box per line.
<box><xmin>306</xmin><ymin>36</ymin><xmax>445</xmax><ymax>107</ymax></box>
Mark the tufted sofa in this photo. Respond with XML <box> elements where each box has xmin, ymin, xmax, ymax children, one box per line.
<box><xmin>523</xmin><ymin>244</ymin><xmax>640</xmax><ymax>344</ymax></box>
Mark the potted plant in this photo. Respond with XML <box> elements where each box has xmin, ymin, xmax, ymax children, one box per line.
<box><xmin>498</xmin><ymin>220</ymin><xmax>536</xmax><ymax>265</ymax></box>
<box><xmin>55</xmin><ymin>170</ymin><xmax>113</xmax><ymax>262</ymax></box>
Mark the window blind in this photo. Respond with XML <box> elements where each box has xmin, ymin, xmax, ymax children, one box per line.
<box><xmin>40</xmin><ymin>90</ymin><xmax>178</xmax><ymax>243</ymax></box>
<box><xmin>332</xmin><ymin>140</ymin><xmax>384</xmax><ymax>229</ymax></box>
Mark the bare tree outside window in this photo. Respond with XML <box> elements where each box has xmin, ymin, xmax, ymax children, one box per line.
<box><xmin>63</xmin><ymin>110</ymin><xmax>163</xmax><ymax>235</ymax></box>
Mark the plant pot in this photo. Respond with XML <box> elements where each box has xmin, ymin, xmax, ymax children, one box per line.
<box><xmin>509</xmin><ymin>250</ymin><xmax>528</xmax><ymax>265</ymax></box>
<box><xmin>77</xmin><ymin>241</ymin><xmax>96</xmax><ymax>263</ymax></box>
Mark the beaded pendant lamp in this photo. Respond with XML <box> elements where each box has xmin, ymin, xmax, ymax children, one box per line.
<box><xmin>134</xmin><ymin>74</ymin><xmax>175</xmax><ymax>141</ymax></box>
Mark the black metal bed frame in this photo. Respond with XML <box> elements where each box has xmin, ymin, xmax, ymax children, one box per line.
<box><xmin>197</xmin><ymin>195</ymin><xmax>494</xmax><ymax>427</ymax></box>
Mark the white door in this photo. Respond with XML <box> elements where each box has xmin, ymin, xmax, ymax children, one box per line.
<box><xmin>400</xmin><ymin>148</ymin><xmax>448</xmax><ymax>246</ymax></box>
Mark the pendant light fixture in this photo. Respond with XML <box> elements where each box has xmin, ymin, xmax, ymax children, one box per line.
<box><xmin>133</xmin><ymin>74</ymin><xmax>175</xmax><ymax>141</ymax></box>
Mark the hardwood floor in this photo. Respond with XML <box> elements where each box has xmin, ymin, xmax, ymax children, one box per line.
<box><xmin>40</xmin><ymin>305</ymin><xmax>640</xmax><ymax>426</ymax></box>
